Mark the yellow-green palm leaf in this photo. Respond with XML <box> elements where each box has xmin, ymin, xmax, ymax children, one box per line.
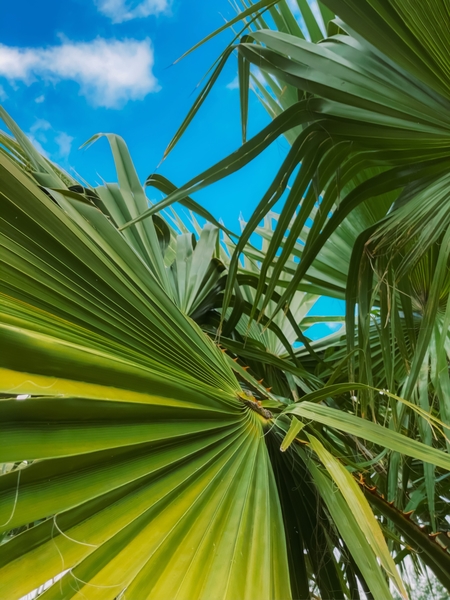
<box><xmin>0</xmin><ymin>152</ymin><xmax>290</xmax><ymax>599</ymax></box>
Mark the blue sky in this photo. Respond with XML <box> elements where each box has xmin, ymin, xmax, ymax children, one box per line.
<box><xmin>0</xmin><ymin>0</ymin><xmax>289</xmax><ymax>230</ymax></box>
<box><xmin>0</xmin><ymin>0</ymin><xmax>344</xmax><ymax>331</ymax></box>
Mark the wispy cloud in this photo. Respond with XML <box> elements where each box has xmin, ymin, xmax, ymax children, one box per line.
<box><xmin>0</xmin><ymin>84</ymin><xmax>7</xmax><ymax>101</ymax></box>
<box><xmin>30</xmin><ymin>119</ymin><xmax>52</xmax><ymax>134</ymax></box>
<box><xmin>286</xmin><ymin>0</ymin><xmax>301</xmax><ymax>18</ymax></box>
<box><xmin>55</xmin><ymin>132</ymin><xmax>74</xmax><ymax>158</ymax></box>
<box><xmin>0</xmin><ymin>37</ymin><xmax>159</xmax><ymax>108</ymax></box>
<box><xmin>95</xmin><ymin>0</ymin><xmax>169</xmax><ymax>23</ymax></box>
<box><xmin>27</xmin><ymin>119</ymin><xmax>51</xmax><ymax>158</ymax></box>
<box><xmin>226</xmin><ymin>75</ymin><xmax>239</xmax><ymax>90</ymax></box>
<box><xmin>27</xmin><ymin>119</ymin><xmax>74</xmax><ymax>160</ymax></box>
<box><xmin>35</xmin><ymin>94</ymin><xmax>45</xmax><ymax>103</ymax></box>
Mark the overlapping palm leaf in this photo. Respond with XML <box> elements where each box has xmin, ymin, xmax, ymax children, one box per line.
<box><xmin>0</xmin><ymin>114</ymin><xmax>408</xmax><ymax>600</ymax></box>
<box><xmin>243</xmin><ymin>0</ymin><xmax>450</xmax><ymax>580</ymax></box>
<box><xmin>2</xmin><ymin>0</ymin><xmax>450</xmax><ymax>595</ymax></box>
<box><xmin>0</xmin><ymin>108</ymin><xmax>442</xmax><ymax>600</ymax></box>
<box><xmin>0</xmin><ymin>143</ymin><xmax>296</xmax><ymax>599</ymax></box>
<box><xmin>112</xmin><ymin>0</ymin><xmax>450</xmax><ymax>591</ymax></box>
<box><xmin>0</xmin><ymin>116</ymin><xmax>368</xmax><ymax>599</ymax></box>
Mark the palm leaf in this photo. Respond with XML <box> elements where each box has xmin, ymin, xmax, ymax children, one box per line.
<box><xmin>0</xmin><ymin>150</ymin><xmax>291</xmax><ymax>599</ymax></box>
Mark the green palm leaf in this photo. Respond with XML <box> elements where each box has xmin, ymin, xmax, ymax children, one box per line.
<box><xmin>3</xmin><ymin>0</ymin><xmax>450</xmax><ymax>595</ymax></box>
<box><xmin>0</xmin><ymin>150</ymin><xmax>291</xmax><ymax>599</ymax></box>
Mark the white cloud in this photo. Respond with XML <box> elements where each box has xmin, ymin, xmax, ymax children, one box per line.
<box><xmin>55</xmin><ymin>131</ymin><xmax>73</xmax><ymax>158</ymax></box>
<box><xmin>307</xmin><ymin>0</ymin><xmax>326</xmax><ymax>32</ymax></box>
<box><xmin>30</xmin><ymin>119</ymin><xmax>51</xmax><ymax>134</ymax></box>
<box><xmin>35</xmin><ymin>94</ymin><xmax>45</xmax><ymax>103</ymax></box>
<box><xmin>27</xmin><ymin>119</ymin><xmax>51</xmax><ymax>158</ymax></box>
<box><xmin>26</xmin><ymin>120</ymin><xmax>73</xmax><ymax>160</ymax></box>
<box><xmin>0</xmin><ymin>84</ymin><xmax>7</xmax><ymax>101</ymax></box>
<box><xmin>27</xmin><ymin>134</ymin><xmax>49</xmax><ymax>158</ymax></box>
<box><xmin>0</xmin><ymin>37</ymin><xmax>159</xmax><ymax>108</ymax></box>
<box><xmin>286</xmin><ymin>0</ymin><xmax>301</xmax><ymax>18</ymax></box>
<box><xmin>95</xmin><ymin>0</ymin><xmax>169</xmax><ymax>23</ymax></box>
<box><xmin>226</xmin><ymin>75</ymin><xmax>239</xmax><ymax>90</ymax></box>
<box><xmin>252</xmin><ymin>67</ymin><xmax>266</xmax><ymax>86</ymax></box>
